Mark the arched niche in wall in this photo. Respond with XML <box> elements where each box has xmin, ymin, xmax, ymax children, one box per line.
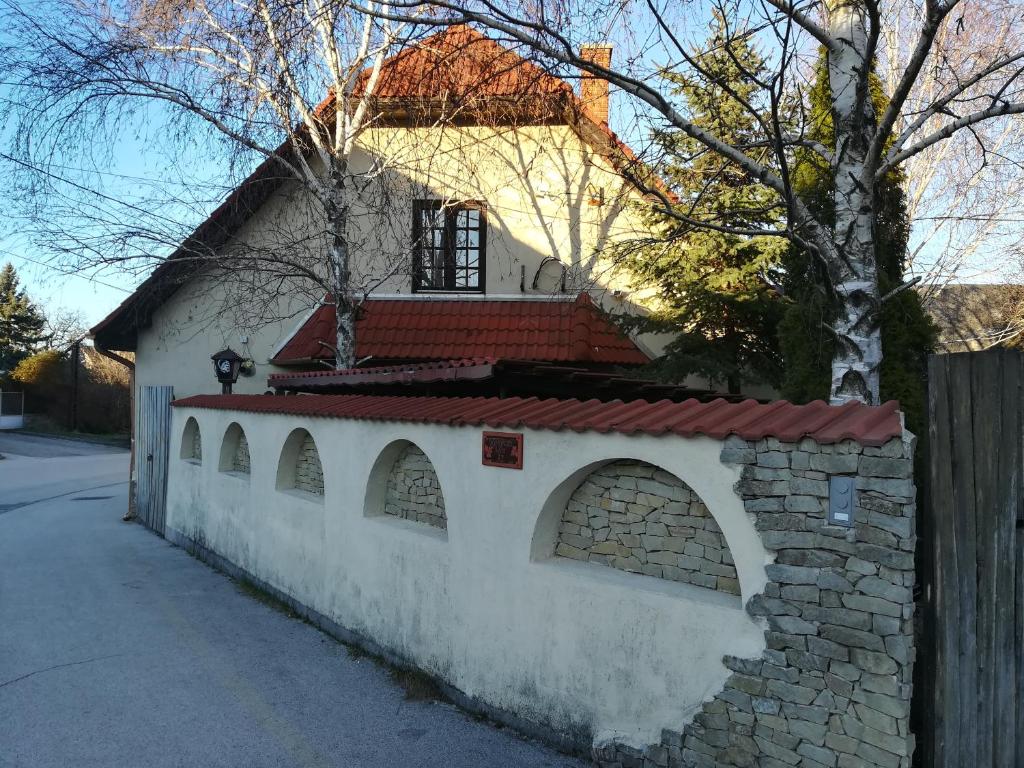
<box><xmin>535</xmin><ymin>458</ymin><xmax>740</xmax><ymax>598</ymax></box>
<box><xmin>218</xmin><ymin>422</ymin><xmax>251</xmax><ymax>476</ymax></box>
<box><xmin>180</xmin><ymin>417</ymin><xmax>203</xmax><ymax>463</ymax></box>
<box><xmin>364</xmin><ymin>440</ymin><xmax>448</xmax><ymax>533</ymax></box>
<box><xmin>275</xmin><ymin>428</ymin><xmax>324</xmax><ymax>497</ymax></box>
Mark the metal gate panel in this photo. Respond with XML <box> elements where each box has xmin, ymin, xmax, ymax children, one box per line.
<box><xmin>137</xmin><ymin>385</ymin><xmax>173</xmax><ymax>535</ymax></box>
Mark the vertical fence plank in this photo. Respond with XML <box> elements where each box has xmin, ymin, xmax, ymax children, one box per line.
<box><xmin>971</xmin><ymin>352</ymin><xmax>999</xmax><ymax>767</ymax></box>
<box><xmin>1017</xmin><ymin>522</ymin><xmax>1024</xmax><ymax>768</ymax></box>
<box><xmin>993</xmin><ymin>353</ymin><xmax>1020</xmax><ymax>767</ymax></box>
<box><xmin>928</xmin><ymin>353</ymin><xmax>957</xmax><ymax>767</ymax></box>
<box><xmin>927</xmin><ymin>350</ymin><xmax>1023</xmax><ymax>768</ymax></box>
<box><xmin>949</xmin><ymin>354</ymin><xmax>978</xmax><ymax>766</ymax></box>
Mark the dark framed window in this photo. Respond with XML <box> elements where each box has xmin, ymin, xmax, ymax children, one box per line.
<box><xmin>412</xmin><ymin>200</ymin><xmax>486</xmax><ymax>292</ymax></box>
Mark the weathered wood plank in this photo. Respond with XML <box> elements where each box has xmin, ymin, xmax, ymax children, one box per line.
<box><xmin>926</xmin><ymin>350</ymin><xmax>1024</xmax><ymax>768</ymax></box>
<box><xmin>928</xmin><ymin>352</ymin><xmax>958</xmax><ymax>767</ymax></box>
<box><xmin>993</xmin><ymin>352</ymin><xmax>1020</xmax><ymax>767</ymax></box>
<box><xmin>971</xmin><ymin>351</ymin><xmax>999</xmax><ymax>767</ymax></box>
<box><xmin>1016</xmin><ymin>524</ymin><xmax>1024</xmax><ymax>768</ymax></box>
<box><xmin>948</xmin><ymin>353</ymin><xmax>979</xmax><ymax>766</ymax></box>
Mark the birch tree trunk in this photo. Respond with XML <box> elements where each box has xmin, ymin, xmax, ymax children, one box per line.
<box><xmin>323</xmin><ymin>149</ymin><xmax>357</xmax><ymax>370</ymax></box>
<box><xmin>827</xmin><ymin>0</ymin><xmax>882</xmax><ymax>404</ymax></box>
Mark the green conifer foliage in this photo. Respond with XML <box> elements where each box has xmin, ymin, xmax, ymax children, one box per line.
<box><xmin>616</xmin><ymin>16</ymin><xmax>785</xmax><ymax>394</ymax></box>
<box><xmin>0</xmin><ymin>262</ymin><xmax>47</xmax><ymax>373</ymax></box>
<box><xmin>779</xmin><ymin>56</ymin><xmax>937</xmax><ymax>435</ymax></box>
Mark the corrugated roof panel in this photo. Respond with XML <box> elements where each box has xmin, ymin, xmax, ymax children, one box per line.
<box><xmin>172</xmin><ymin>393</ymin><xmax>904</xmax><ymax>446</ymax></box>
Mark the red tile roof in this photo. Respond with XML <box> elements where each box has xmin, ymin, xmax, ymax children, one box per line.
<box><xmin>172</xmin><ymin>393</ymin><xmax>904</xmax><ymax>446</ymax></box>
<box><xmin>355</xmin><ymin>24</ymin><xmax>571</xmax><ymax>101</ymax></box>
<box><xmin>271</xmin><ymin>294</ymin><xmax>650</xmax><ymax>366</ymax></box>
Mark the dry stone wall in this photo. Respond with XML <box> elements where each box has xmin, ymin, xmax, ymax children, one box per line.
<box><xmin>594</xmin><ymin>434</ymin><xmax>917</xmax><ymax>768</ymax></box>
<box><xmin>384</xmin><ymin>444</ymin><xmax>447</xmax><ymax>529</ymax></box>
<box><xmin>294</xmin><ymin>433</ymin><xmax>324</xmax><ymax>495</ymax></box>
<box><xmin>232</xmin><ymin>431</ymin><xmax>250</xmax><ymax>473</ymax></box>
<box><xmin>556</xmin><ymin>461</ymin><xmax>739</xmax><ymax>595</ymax></box>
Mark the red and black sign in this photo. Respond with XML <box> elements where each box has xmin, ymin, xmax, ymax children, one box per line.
<box><xmin>482</xmin><ymin>431</ymin><xmax>524</xmax><ymax>469</ymax></box>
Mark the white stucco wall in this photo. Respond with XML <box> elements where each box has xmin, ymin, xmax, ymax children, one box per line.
<box><xmin>166</xmin><ymin>407</ymin><xmax>769</xmax><ymax>748</ymax></box>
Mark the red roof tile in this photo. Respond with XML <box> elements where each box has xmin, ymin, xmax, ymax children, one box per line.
<box><xmin>356</xmin><ymin>24</ymin><xmax>571</xmax><ymax>101</ymax></box>
<box><xmin>173</xmin><ymin>393</ymin><xmax>904</xmax><ymax>446</ymax></box>
<box><xmin>271</xmin><ymin>294</ymin><xmax>650</xmax><ymax>366</ymax></box>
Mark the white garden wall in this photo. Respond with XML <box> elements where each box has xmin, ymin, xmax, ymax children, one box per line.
<box><xmin>166</xmin><ymin>405</ymin><xmax>770</xmax><ymax>749</ymax></box>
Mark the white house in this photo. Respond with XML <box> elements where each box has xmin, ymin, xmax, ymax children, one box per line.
<box><xmin>90</xmin><ymin>26</ymin><xmax>668</xmax><ymax>405</ymax></box>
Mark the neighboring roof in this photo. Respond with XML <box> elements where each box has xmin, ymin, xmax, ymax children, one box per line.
<box><xmin>172</xmin><ymin>393</ymin><xmax>904</xmax><ymax>446</ymax></box>
<box><xmin>89</xmin><ymin>25</ymin><xmax>665</xmax><ymax>352</ymax></box>
<box><xmin>270</xmin><ymin>294</ymin><xmax>650</xmax><ymax>366</ymax></box>
<box><xmin>925</xmin><ymin>284</ymin><xmax>1023</xmax><ymax>353</ymax></box>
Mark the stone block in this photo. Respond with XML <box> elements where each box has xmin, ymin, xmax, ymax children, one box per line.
<box><xmin>855</xmin><ymin>576</ymin><xmax>912</xmax><ymax>604</ymax></box>
<box><xmin>758</xmin><ymin>451</ymin><xmax>790</xmax><ymax>468</ymax></box>
<box><xmin>766</xmin><ymin>564</ymin><xmax>820</xmax><ymax>585</ymax></box>
<box><xmin>819</xmin><ymin>625</ymin><xmax>885</xmax><ymax>652</ymax></box>
<box><xmin>785</xmin><ymin>650</ymin><xmax>830</xmax><ymax>673</ymax></box>
<box><xmin>841</xmin><ymin>594</ymin><xmax>903</xmax><ymax>618</ymax></box>
<box><xmin>801</xmin><ymin>606</ymin><xmax>872</xmax><ymax>631</ymax></box>
<box><xmin>784</xmin><ymin>495</ymin><xmax>822</xmax><ymax>513</ymax></box>
<box><xmin>806</xmin><ymin>637</ymin><xmax>850</xmax><ymax>661</ymax></box>
<box><xmin>809</xmin><ymin>453</ymin><xmax>859</xmax><ymax>473</ymax></box>
<box><xmin>769</xmin><ymin>615</ymin><xmax>817</xmax><ymax>635</ymax></box>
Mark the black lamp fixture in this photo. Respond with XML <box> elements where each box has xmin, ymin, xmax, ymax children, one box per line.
<box><xmin>211</xmin><ymin>348</ymin><xmax>244</xmax><ymax>394</ymax></box>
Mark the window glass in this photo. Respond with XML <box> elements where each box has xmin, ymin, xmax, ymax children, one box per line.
<box><xmin>413</xmin><ymin>201</ymin><xmax>485</xmax><ymax>292</ymax></box>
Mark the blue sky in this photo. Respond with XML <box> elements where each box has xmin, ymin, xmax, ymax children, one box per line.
<box><xmin>0</xmin><ymin>6</ymin><xmax>1013</xmax><ymax>333</ymax></box>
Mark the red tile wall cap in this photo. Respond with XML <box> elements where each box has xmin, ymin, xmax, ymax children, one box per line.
<box><xmin>172</xmin><ymin>393</ymin><xmax>905</xmax><ymax>447</ymax></box>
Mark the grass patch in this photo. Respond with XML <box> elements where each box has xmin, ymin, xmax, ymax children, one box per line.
<box><xmin>346</xmin><ymin>644</ymin><xmax>368</xmax><ymax>661</ymax></box>
<box><xmin>388</xmin><ymin>665</ymin><xmax>447</xmax><ymax>702</ymax></box>
<box><xmin>16</xmin><ymin>423</ymin><xmax>129</xmax><ymax>448</ymax></box>
<box><xmin>234</xmin><ymin>578</ymin><xmax>302</xmax><ymax>620</ymax></box>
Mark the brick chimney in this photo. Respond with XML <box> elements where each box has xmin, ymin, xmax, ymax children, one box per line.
<box><xmin>579</xmin><ymin>45</ymin><xmax>612</xmax><ymax>125</ymax></box>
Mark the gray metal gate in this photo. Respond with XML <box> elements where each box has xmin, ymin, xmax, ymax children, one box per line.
<box><xmin>137</xmin><ymin>385</ymin><xmax>173</xmax><ymax>535</ymax></box>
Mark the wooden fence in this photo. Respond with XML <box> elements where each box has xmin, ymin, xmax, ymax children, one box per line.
<box><xmin>923</xmin><ymin>349</ymin><xmax>1023</xmax><ymax>767</ymax></box>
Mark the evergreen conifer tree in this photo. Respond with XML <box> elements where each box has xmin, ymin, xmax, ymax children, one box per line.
<box><xmin>779</xmin><ymin>56</ymin><xmax>936</xmax><ymax>435</ymax></box>
<box><xmin>617</xmin><ymin>16</ymin><xmax>785</xmax><ymax>394</ymax></box>
<box><xmin>0</xmin><ymin>262</ymin><xmax>47</xmax><ymax>373</ymax></box>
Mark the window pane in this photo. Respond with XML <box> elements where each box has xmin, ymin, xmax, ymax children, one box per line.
<box><xmin>415</xmin><ymin>201</ymin><xmax>484</xmax><ymax>291</ymax></box>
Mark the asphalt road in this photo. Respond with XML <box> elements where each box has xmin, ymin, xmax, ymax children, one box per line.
<box><xmin>0</xmin><ymin>432</ymin><xmax>585</xmax><ymax>768</ymax></box>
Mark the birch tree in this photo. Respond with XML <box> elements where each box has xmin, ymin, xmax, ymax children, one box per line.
<box><xmin>367</xmin><ymin>0</ymin><xmax>1024</xmax><ymax>403</ymax></box>
<box><xmin>0</xmin><ymin>0</ymin><xmax>436</xmax><ymax>369</ymax></box>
